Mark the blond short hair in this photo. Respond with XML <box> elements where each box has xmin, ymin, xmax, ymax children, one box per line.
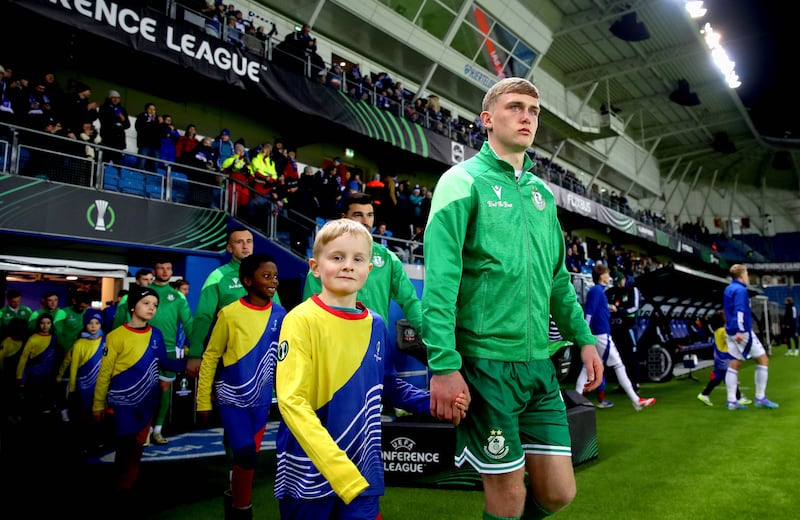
<box><xmin>312</xmin><ymin>218</ymin><xmax>373</xmax><ymax>259</ymax></box>
<box><xmin>729</xmin><ymin>264</ymin><xmax>747</xmax><ymax>280</ymax></box>
<box><xmin>482</xmin><ymin>78</ymin><xmax>540</xmax><ymax>112</ymax></box>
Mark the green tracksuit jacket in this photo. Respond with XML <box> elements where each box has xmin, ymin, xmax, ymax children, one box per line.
<box><xmin>188</xmin><ymin>258</ymin><xmax>245</xmax><ymax>358</ymax></box>
<box><xmin>422</xmin><ymin>142</ymin><xmax>595</xmax><ymax>375</ymax></box>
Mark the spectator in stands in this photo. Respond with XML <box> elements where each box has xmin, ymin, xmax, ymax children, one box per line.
<box><xmin>409</xmin><ymin>223</ymin><xmax>424</xmax><ymax>259</ymax></box>
<box><xmin>254</xmin><ymin>24</ymin><xmax>275</xmax><ymax>42</ymax></box>
<box><xmin>22</xmin><ymin>116</ymin><xmax>81</xmax><ymax>181</ymax></box>
<box><xmin>221</xmin><ymin>142</ymin><xmax>251</xmax><ymax>211</ymax></box>
<box><xmin>364</xmin><ymin>173</ymin><xmax>389</xmax><ymax>224</ymax></box>
<box><xmin>2</xmin><ymin>66</ymin><xmax>28</xmax><ymax>122</ymax></box>
<box><xmin>182</xmin><ymin>135</ymin><xmax>216</xmax><ymax>172</ymax></box>
<box><xmin>393</xmin><ymin>81</ymin><xmax>413</xmax><ymax>102</ymax></box>
<box><xmin>426</xmin><ymin>95</ymin><xmax>442</xmax><ymax>123</ymax></box>
<box><xmin>421</xmin><ymin>78</ymin><xmax>602</xmax><ymax>519</ymax></box>
<box><xmin>314</xmin><ymin>164</ymin><xmax>342</xmax><ymax>220</ymax></box>
<box><xmin>134</xmin><ymin>102</ymin><xmax>162</xmax><ymax>171</ymax></box>
<box><xmin>565</xmin><ymin>244</ymin><xmax>584</xmax><ymax>274</ymax></box>
<box><xmin>233</xmin><ymin>10</ymin><xmax>249</xmax><ymax>32</ymax></box>
<box><xmin>294</xmin><ymin>165</ymin><xmax>319</xmax><ymax>219</ymax></box>
<box><xmin>158</xmin><ymin>114</ymin><xmax>180</xmax><ymax>166</ymax></box>
<box><xmin>0</xmin><ymin>64</ymin><xmax>17</xmax><ymax>127</ymax></box>
<box><xmin>271</xmin><ymin>137</ymin><xmax>288</xmax><ymax>177</ymax></box>
<box><xmin>420</xmin><ymin>188</ymin><xmax>433</xmax><ymax>225</ymax></box>
<box><xmin>246</xmin><ymin>141</ymin><xmax>279</xmax><ymax>221</ymax></box>
<box><xmin>347</xmin><ymin>171</ymin><xmax>363</xmax><ymax>194</ymax></box>
<box><xmin>175</xmin><ymin>123</ymin><xmax>199</xmax><ymax>162</ymax></box>
<box><xmin>97</xmin><ymin>89</ymin><xmax>130</xmax><ymax>164</ymax></box>
<box><xmin>783</xmin><ymin>297</ymin><xmax>798</xmax><ymax>356</ymax></box>
<box><xmin>408</xmin><ymin>184</ymin><xmax>423</xmax><ymax>225</ymax></box>
<box><xmin>723</xmin><ymin>264</ymin><xmax>779</xmax><ymax>410</ymax></box>
<box><xmin>225</xmin><ymin>16</ymin><xmax>245</xmax><ymax>48</ymax></box>
<box><xmin>393</xmin><ymin>179</ymin><xmax>411</xmax><ymax>238</ymax></box>
<box><xmin>61</xmin><ymin>81</ymin><xmax>98</xmax><ymax>136</ymax></box>
<box><xmin>212</xmin><ymin>128</ymin><xmax>235</xmax><ymax>170</ymax></box>
<box><xmin>293</xmin><ymin>23</ymin><xmax>316</xmax><ymax>55</ymax></box>
<box><xmin>374</xmin><ymin>221</ymin><xmax>391</xmax><ymax>246</ymax></box>
<box><xmin>576</xmin><ymin>264</ymin><xmax>655</xmax><ymax>411</ymax></box>
<box><xmin>41</xmin><ymin>70</ymin><xmax>65</xmax><ymax>113</ymax></box>
<box><xmin>24</xmin><ymin>76</ymin><xmax>54</xmax><ymax>130</ymax></box>
<box><xmin>283</xmin><ymin>149</ymin><xmax>299</xmax><ymax>180</ymax></box>
<box><xmin>374</xmin><ymin>71</ymin><xmax>394</xmax><ymax>93</ymax></box>
<box><xmin>78</xmin><ymin>120</ymin><xmax>102</xmax><ymax>160</ymax></box>
<box><xmin>326</xmin><ymin>63</ymin><xmax>343</xmax><ymax>90</ymax></box>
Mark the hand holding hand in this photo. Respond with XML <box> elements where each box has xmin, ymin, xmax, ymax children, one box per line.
<box><xmin>430</xmin><ymin>371</ymin><xmax>471</xmax><ymax>426</ymax></box>
<box><xmin>186</xmin><ymin>358</ymin><xmax>201</xmax><ymax>377</ymax></box>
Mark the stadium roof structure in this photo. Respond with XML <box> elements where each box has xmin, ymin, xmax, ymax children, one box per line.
<box><xmin>257</xmin><ymin>0</ymin><xmax>799</xmax><ymax>199</ymax></box>
<box><xmin>635</xmin><ymin>263</ymin><xmax>761</xmax><ymax>307</ymax></box>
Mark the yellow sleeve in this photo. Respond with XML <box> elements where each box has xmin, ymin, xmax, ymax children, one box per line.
<box><xmin>197</xmin><ymin>311</ymin><xmax>229</xmax><ymax>412</ymax></box>
<box><xmin>56</xmin><ymin>349</ymin><xmax>73</xmax><ymax>384</ymax></box>
<box><xmin>276</xmin><ymin>311</ymin><xmax>368</xmax><ymax>504</ymax></box>
<box><xmin>93</xmin><ymin>335</ymin><xmax>120</xmax><ymax>412</ymax></box>
<box><xmin>15</xmin><ymin>340</ymin><xmax>33</xmax><ymax>381</ymax></box>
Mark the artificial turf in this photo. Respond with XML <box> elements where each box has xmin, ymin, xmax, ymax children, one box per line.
<box><xmin>5</xmin><ymin>345</ymin><xmax>797</xmax><ymax>519</ymax></box>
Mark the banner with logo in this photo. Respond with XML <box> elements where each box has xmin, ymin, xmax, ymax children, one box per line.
<box><xmin>0</xmin><ymin>175</ymin><xmax>227</xmax><ymax>252</ymax></box>
<box><xmin>15</xmin><ymin>0</ymin><xmax>476</xmax><ymax>166</ymax></box>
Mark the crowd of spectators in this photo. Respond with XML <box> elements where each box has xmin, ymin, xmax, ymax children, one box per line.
<box><xmin>0</xmin><ymin>0</ymin><xmax>754</xmax><ymax>268</ymax></box>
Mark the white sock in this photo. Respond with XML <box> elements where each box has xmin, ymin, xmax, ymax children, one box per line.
<box><xmin>725</xmin><ymin>368</ymin><xmax>739</xmax><ymax>403</ymax></box>
<box><xmin>153</xmin><ymin>425</ymin><xmax>163</xmax><ymax>435</ymax></box>
<box><xmin>755</xmin><ymin>365</ymin><xmax>768</xmax><ymax>399</ymax></box>
<box><xmin>613</xmin><ymin>364</ymin><xmax>640</xmax><ymax>404</ymax></box>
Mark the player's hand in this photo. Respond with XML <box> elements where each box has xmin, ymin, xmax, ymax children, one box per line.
<box><xmin>186</xmin><ymin>358</ymin><xmax>201</xmax><ymax>377</ymax></box>
<box><xmin>580</xmin><ymin>344</ymin><xmax>604</xmax><ymax>392</ymax></box>
<box><xmin>430</xmin><ymin>371</ymin><xmax>470</xmax><ymax>426</ymax></box>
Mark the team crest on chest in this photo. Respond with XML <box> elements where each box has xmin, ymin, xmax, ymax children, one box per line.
<box><xmin>373</xmin><ymin>255</ymin><xmax>384</xmax><ymax>268</ymax></box>
<box><xmin>532</xmin><ymin>190</ymin><xmax>545</xmax><ymax>211</ymax></box>
<box><xmin>167</xmin><ymin>293</ymin><xmax>175</xmax><ymax>302</ymax></box>
<box><xmin>484</xmin><ymin>429</ymin><xmax>510</xmax><ymax>459</ymax></box>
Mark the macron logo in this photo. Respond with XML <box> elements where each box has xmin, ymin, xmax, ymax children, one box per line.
<box><xmin>492</xmin><ymin>185</ymin><xmax>502</xmax><ymax>200</ymax></box>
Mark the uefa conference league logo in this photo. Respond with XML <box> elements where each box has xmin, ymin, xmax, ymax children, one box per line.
<box><xmin>87</xmin><ymin>199</ymin><xmax>116</xmax><ymax>231</ymax></box>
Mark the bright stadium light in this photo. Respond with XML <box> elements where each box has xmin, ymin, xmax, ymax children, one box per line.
<box><xmin>696</xmin><ymin>16</ymin><xmax>742</xmax><ymax>89</ymax></box>
<box><xmin>685</xmin><ymin>1</ymin><xmax>707</xmax><ymax>19</ymax></box>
